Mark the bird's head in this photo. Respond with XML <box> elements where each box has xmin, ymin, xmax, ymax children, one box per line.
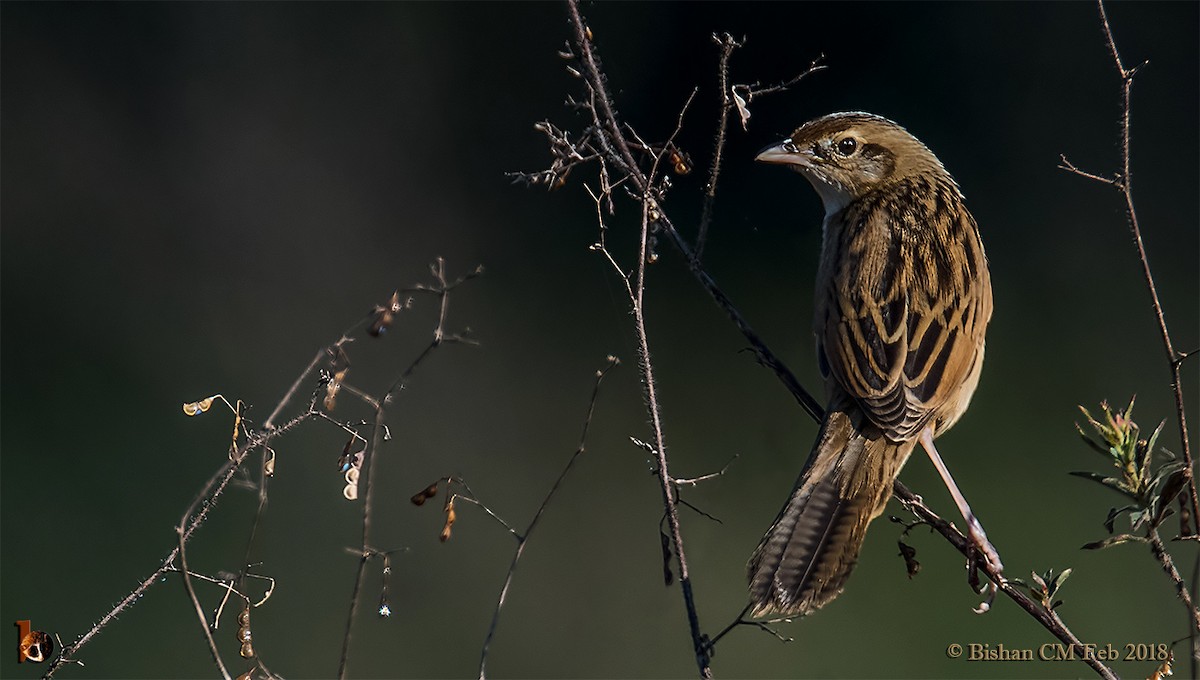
<box><xmin>756</xmin><ymin>112</ymin><xmax>951</xmax><ymax>216</ymax></box>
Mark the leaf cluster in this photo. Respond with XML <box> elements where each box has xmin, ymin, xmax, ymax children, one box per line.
<box><xmin>1070</xmin><ymin>398</ymin><xmax>1189</xmax><ymax>548</ymax></box>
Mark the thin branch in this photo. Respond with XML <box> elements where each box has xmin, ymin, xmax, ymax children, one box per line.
<box><xmin>264</xmin><ymin>345</ymin><xmax>338</xmax><ymax>429</ymax></box>
<box><xmin>892</xmin><ymin>481</ymin><xmax>1118</xmax><ymax>680</ymax></box>
<box><xmin>736</xmin><ymin>57</ymin><xmax>827</xmax><ymax>103</ymax></box>
<box><xmin>696</xmin><ymin>32</ymin><xmax>743</xmax><ymax>259</ymax></box>
<box><xmin>1148</xmin><ymin>528</ymin><xmax>1200</xmax><ymax>634</ymax></box>
<box><xmin>478</xmin><ymin>357</ymin><xmax>619</xmax><ymax>678</ymax></box>
<box><xmin>177</xmin><ymin>525</ymin><xmax>232</xmax><ymax>680</ymax></box>
<box><xmin>44</xmin><ymin>412</ymin><xmax>312</xmax><ymax>677</ymax></box>
<box><xmin>565</xmin><ymin>2</ymin><xmax>711</xmax><ymax>675</ymax></box>
<box><xmin>658</xmin><ymin>212</ymin><xmax>825</xmax><ymax>423</ymax></box>
<box><xmin>1060</xmin><ymin>0</ymin><xmax>1198</xmax><ymax>534</ymax></box>
<box><xmin>337</xmin><ymin>259</ymin><xmax>479</xmax><ymax>679</ymax></box>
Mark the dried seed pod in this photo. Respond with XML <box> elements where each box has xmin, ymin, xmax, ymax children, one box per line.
<box><xmin>183</xmin><ymin>397</ymin><xmax>217</xmax><ymax>416</ymax></box>
<box><xmin>368</xmin><ymin>291</ymin><xmax>403</xmax><ymax>337</ymax></box>
<box><xmin>411</xmin><ymin>482</ymin><xmax>438</xmax><ymax>506</ymax></box>
<box><xmin>240</xmin><ymin>641</ymin><xmax>255</xmax><ymax>659</ymax></box>
<box><xmin>439</xmin><ymin>500</ymin><xmax>457</xmax><ymax>542</ymax></box>
<box><xmin>325</xmin><ymin>368</ymin><xmax>348</xmax><ymax>411</ymax></box>
<box><xmin>343</xmin><ymin>483</ymin><xmax>358</xmax><ymax>501</ymax></box>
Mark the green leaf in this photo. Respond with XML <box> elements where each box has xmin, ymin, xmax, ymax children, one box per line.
<box><xmin>1051</xmin><ymin>568</ymin><xmax>1072</xmax><ymax>593</ymax></box>
<box><xmin>1068</xmin><ymin>471</ymin><xmax>1139</xmax><ymax>499</ymax></box>
<box><xmin>1103</xmin><ymin>505</ymin><xmax>1136</xmax><ymax>533</ymax></box>
<box><xmin>1149</xmin><ymin>461</ymin><xmax>1189</xmax><ymax>525</ymax></box>
<box><xmin>1075</xmin><ymin>426</ymin><xmax>1112</xmax><ymax>458</ymax></box>
<box><xmin>1081</xmin><ymin>534</ymin><xmax>1145</xmax><ymax>550</ymax></box>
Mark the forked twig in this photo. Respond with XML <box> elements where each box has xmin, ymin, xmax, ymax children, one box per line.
<box><xmin>337</xmin><ymin>259</ymin><xmax>480</xmax><ymax>679</ymax></box>
<box><xmin>1058</xmin><ymin>0</ymin><xmax>1198</xmax><ymax>535</ymax></box>
<box><xmin>477</xmin><ymin>357</ymin><xmax>620</xmax><ymax>678</ymax></box>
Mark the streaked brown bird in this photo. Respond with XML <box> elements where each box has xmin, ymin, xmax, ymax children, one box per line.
<box><xmin>749</xmin><ymin>112</ymin><xmax>995</xmax><ymax>618</ymax></box>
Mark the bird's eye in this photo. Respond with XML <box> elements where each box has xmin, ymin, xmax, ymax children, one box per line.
<box><xmin>835</xmin><ymin>137</ymin><xmax>858</xmax><ymax>156</ymax></box>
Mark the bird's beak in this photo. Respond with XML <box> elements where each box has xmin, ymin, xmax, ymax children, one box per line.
<box><xmin>755</xmin><ymin>140</ymin><xmax>806</xmax><ymax>167</ymax></box>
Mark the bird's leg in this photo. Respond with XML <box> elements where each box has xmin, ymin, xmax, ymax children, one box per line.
<box><xmin>918</xmin><ymin>427</ymin><xmax>1005</xmax><ymax>610</ymax></box>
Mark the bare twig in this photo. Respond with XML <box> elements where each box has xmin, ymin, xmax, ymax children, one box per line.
<box><xmin>177</xmin><ymin>525</ymin><xmax>233</xmax><ymax>680</ymax></box>
<box><xmin>1059</xmin><ymin>0</ymin><xmax>1198</xmax><ymax>535</ymax></box>
<box><xmin>478</xmin><ymin>357</ymin><xmax>619</xmax><ymax>678</ymax></box>
<box><xmin>696</xmin><ymin>32</ymin><xmax>744</xmax><ymax>259</ymax></box>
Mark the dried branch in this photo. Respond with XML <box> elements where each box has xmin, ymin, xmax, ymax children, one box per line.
<box><xmin>563</xmin><ymin>2</ymin><xmax>714</xmax><ymax>675</ymax></box>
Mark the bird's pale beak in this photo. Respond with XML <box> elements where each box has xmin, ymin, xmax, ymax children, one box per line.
<box><xmin>755</xmin><ymin>140</ymin><xmax>805</xmax><ymax>166</ymax></box>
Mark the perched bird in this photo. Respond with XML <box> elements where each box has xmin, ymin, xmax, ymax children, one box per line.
<box><xmin>748</xmin><ymin>112</ymin><xmax>994</xmax><ymax>617</ymax></box>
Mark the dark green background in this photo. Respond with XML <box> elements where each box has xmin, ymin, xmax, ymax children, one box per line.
<box><xmin>2</xmin><ymin>2</ymin><xmax>1196</xmax><ymax>678</ymax></box>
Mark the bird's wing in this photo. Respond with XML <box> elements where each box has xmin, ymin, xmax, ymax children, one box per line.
<box><xmin>817</xmin><ymin>180</ymin><xmax>991</xmax><ymax>440</ymax></box>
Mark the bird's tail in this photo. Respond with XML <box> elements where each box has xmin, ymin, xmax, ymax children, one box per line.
<box><xmin>747</xmin><ymin>405</ymin><xmax>915</xmax><ymax>617</ymax></box>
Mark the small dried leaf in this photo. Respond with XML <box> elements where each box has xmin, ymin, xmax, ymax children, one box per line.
<box><xmin>660</xmin><ymin>531</ymin><xmax>674</xmax><ymax>586</ymax></box>
<box><xmin>732</xmin><ymin>88</ymin><xmax>751</xmax><ymax>131</ymax></box>
<box><xmin>897</xmin><ymin>541</ymin><xmax>921</xmax><ymax>578</ymax></box>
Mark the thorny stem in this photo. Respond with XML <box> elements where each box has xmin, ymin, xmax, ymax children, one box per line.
<box><xmin>696</xmin><ymin>33</ymin><xmax>742</xmax><ymax>260</ymax></box>
<box><xmin>177</xmin><ymin>525</ymin><xmax>232</xmax><ymax>680</ymax></box>
<box><xmin>337</xmin><ymin>401</ymin><xmax>387</xmax><ymax>680</ymax></box>
<box><xmin>44</xmin><ymin>413</ymin><xmax>311</xmax><ymax>678</ymax></box>
<box><xmin>478</xmin><ymin>358</ymin><xmax>619</xmax><ymax>679</ymax></box>
<box><xmin>1147</xmin><ymin>528</ymin><xmax>1200</xmax><ymax>635</ymax></box>
<box><xmin>566</xmin><ymin>1</ymin><xmax>712</xmax><ymax>676</ymax></box>
<box><xmin>1089</xmin><ymin>0</ymin><xmax>1190</xmax><ymax>532</ymax></box>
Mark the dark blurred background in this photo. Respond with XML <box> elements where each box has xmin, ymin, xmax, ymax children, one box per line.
<box><xmin>2</xmin><ymin>2</ymin><xmax>1196</xmax><ymax>678</ymax></box>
